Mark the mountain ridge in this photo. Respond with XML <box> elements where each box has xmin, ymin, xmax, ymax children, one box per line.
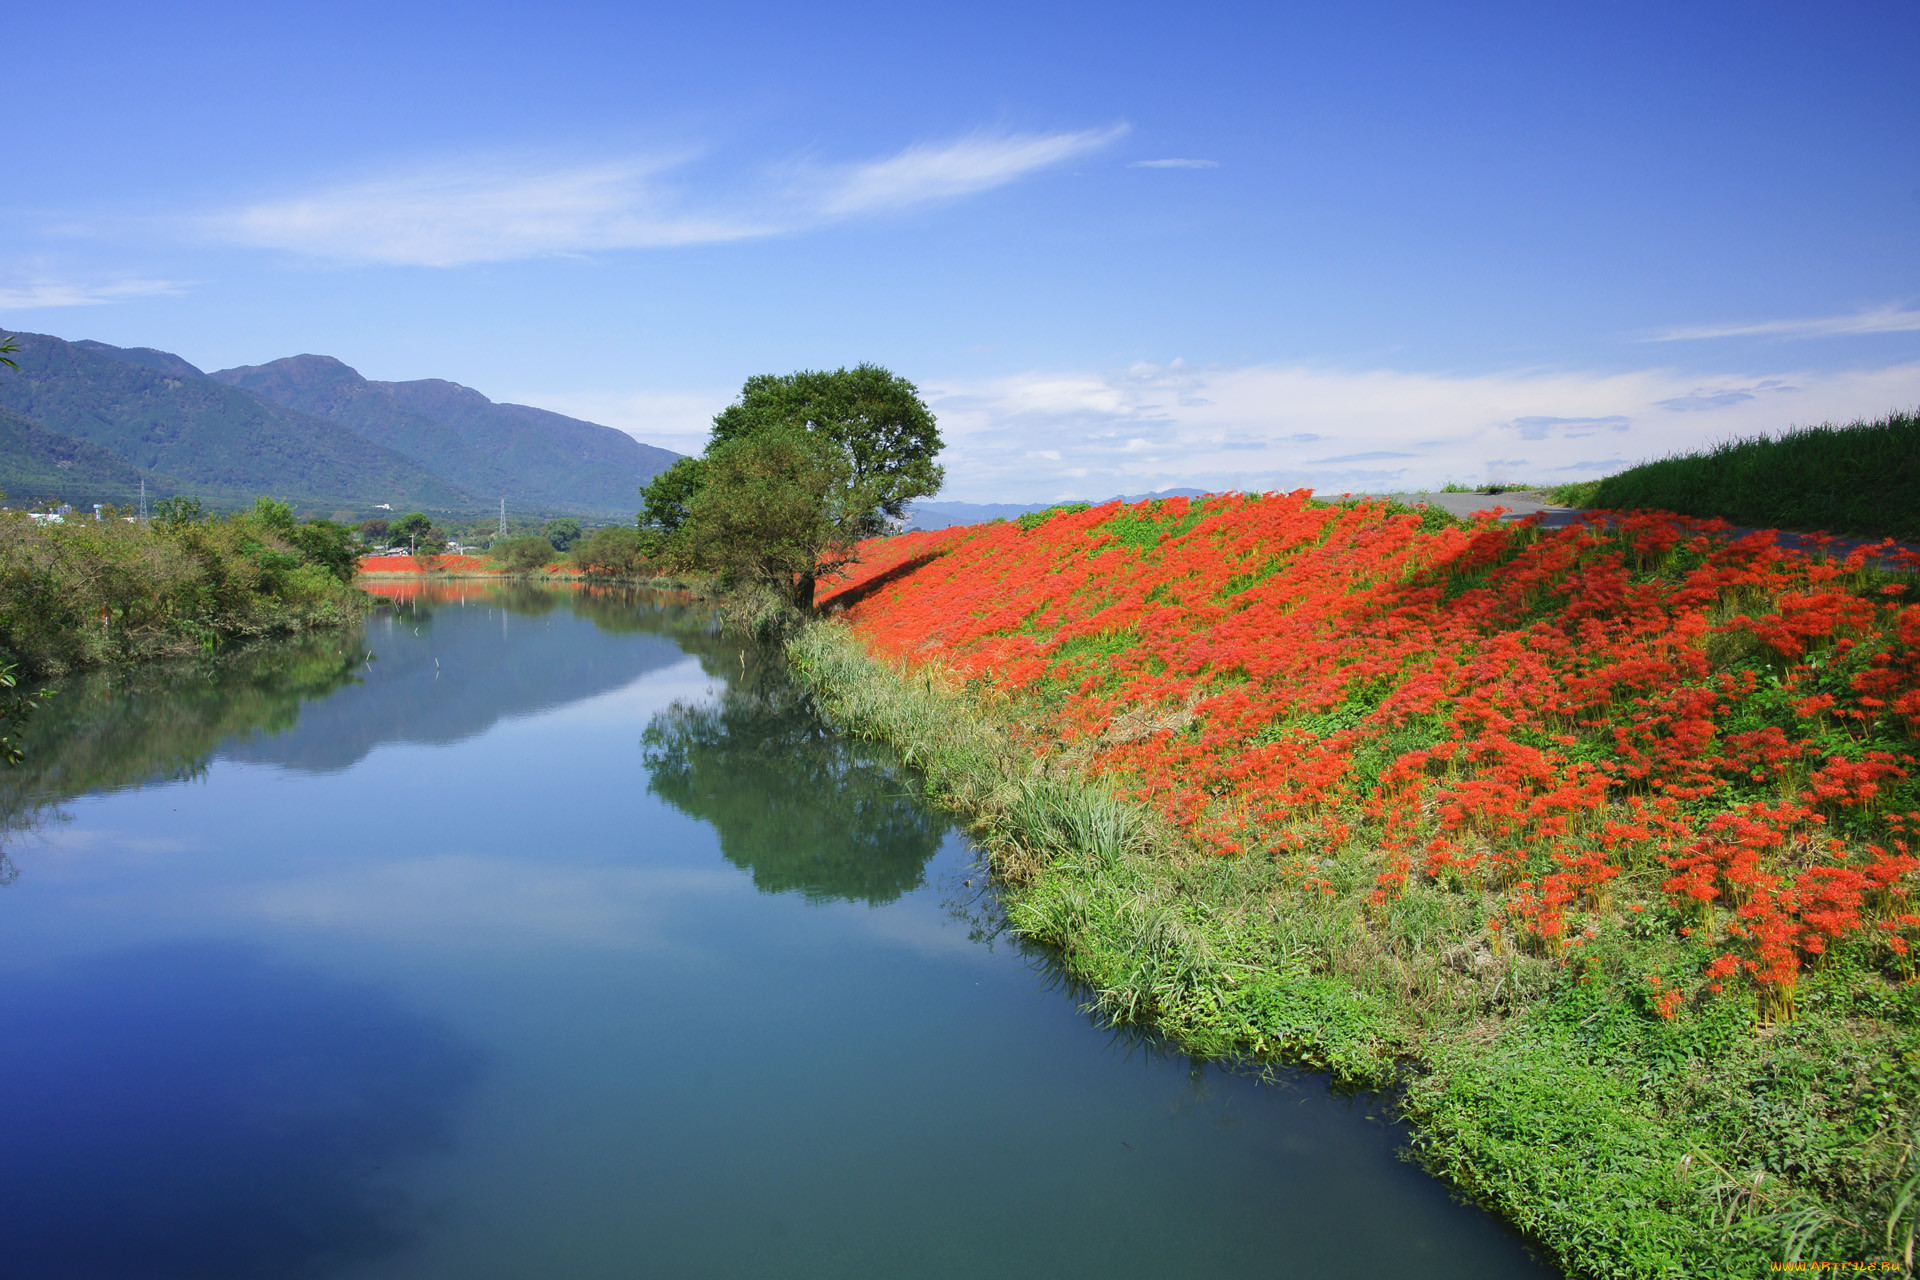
<box><xmin>211</xmin><ymin>355</ymin><xmax>679</xmax><ymax>516</ymax></box>
<box><xmin>0</xmin><ymin>333</ymin><xmax>476</xmax><ymax>512</ymax></box>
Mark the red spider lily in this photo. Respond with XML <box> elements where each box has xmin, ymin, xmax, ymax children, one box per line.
<box><xmin>816</xmin><ymin>494</ymin><xmax>1920</xmax><ymax>1017</ymax></box>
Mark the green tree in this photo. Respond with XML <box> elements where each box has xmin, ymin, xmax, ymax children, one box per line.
<box><xmin>392</xmin><ymin>511</ymin><xmax>433</xmax><ymax>541</ymax></box>
<box><xmin>543</xmin><ymin>517</ymin><xmax>583</xmax><ymax>552</ymax></box>
<box><xmin>569</xmin><ymin>525</ymin><xmax>649</xmax><ymax>577</ymax></box>
<box><xmin>642</xmin><ymin>364</ymin><xmax>943</xmax><ymax>607</ymax></box>
<box><xmin>286</xmin><ymin>519</ymin><xmax>358</xmax><ymax>584</ymax></box>
<box><xmin>637</xmin><ymin>457</ymin><xmax>708</xmax><ymax>541</ymax></box>
<box><xmin>491</xmin><ymin>535</ymin><xmax>555</xmax><ymax>575</ymax></box>
<box><xmin>357</xmin><ymin>517</ymin><xmax>390</xmax><ymax>543</ymax></box>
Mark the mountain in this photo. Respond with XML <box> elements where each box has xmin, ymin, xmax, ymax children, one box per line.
<box><xmin>211</xmin><ymin>355</ymin><xmax>679</xmax><ymax>517</ymax></box>
<box><xmin>0</xmin><ymin>403</ymin><xmax>186</xmax><ymax>508</ymax></box>
<box><xmin>0</xmin><ymin>333</ymin><xmax>476</xmax><ymax>512</ymax></box>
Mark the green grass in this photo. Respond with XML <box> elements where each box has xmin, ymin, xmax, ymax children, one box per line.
<box><xmin>1588</xmin><ymin>409</ymin><xmax>1919</xmax><ymax>541</ymax></box>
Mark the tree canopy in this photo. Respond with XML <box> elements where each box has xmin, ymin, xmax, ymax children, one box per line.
<box><xmin>543</xmin><ymin>518</ymin><xmax>583</xmax><ymax>552</ymax></box>
<box><xmin>640</xmin><ymin>364</ymin><xmax>943</xmax><ymax>607</ymax></box>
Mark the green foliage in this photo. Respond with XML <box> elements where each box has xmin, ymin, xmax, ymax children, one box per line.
<box><xmin>568</xmin><ymin>525</ymin><xmax>651</xmax><ymax>577</ymax></box>
<box><xmin>671</xmin><ymin>430</ymin><xmax>849</xmax><ymax>604</ymax></box>
<box><xmin>1590</xmin><ymin>409</ymin><xmax>1920</xmax><ymax>540</ymax></box>
<box><xmin>543</xmin><ymin>517</ymin><xmax>582</xmax><ymax>552</ymax></box>
<box><xmin>0</xmin><ymin>657</ymin><xmax>49</xmax><ymax>767</ymax></box>
<box><xmin>646</xmin><ymin>365</ymin><xmax>945</xmax><ymax>607</ymax></box>
<box><xmin>357</xmin><ymin>517</ymin><xmax>390</xmax><ymax>541</ymax></box>
<box><xmin>1549</xmin><ymin>478</ymin><xmax>1604</xmax><ymax>507</ymax></box>
<box><xmin>151</xmin><ymin>496</ymin><xmax>205</xmax><ymax>531</ymax></box>
<box><xmin>0</xmin><ymin>506</ymin><xmax>370</xmax><ymax>677</ymax></box>
<box><xmin>490</xmin><ymin>535</ymin><xmax>557</xmax><ymax>575</ymax></box>
<box><xmin>706</xmin><ymin>364</ymin><xmax>944</xmax><ymax>524</ymax></box>
<box><xmin>284</xmin><ymin>517</ymin><xmax>358</xmax><ymax>583</ymax></box>
<box><xmin>392</xmin><ymin>511</ymin><xmax>434</xmax><ymax>540</ymax></box>
<box><xmin>638</xmin><ymin>456</ymin><xmax>708</xmax><ymax>537</ymax></box>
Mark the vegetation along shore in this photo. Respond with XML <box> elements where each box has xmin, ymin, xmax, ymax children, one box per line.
<box><xmin>0</xmin><ymin>497</ymin><xmax>368</xmax><ymax>680</ymax></box>
<box><xmin>782</xmin><ymin>491</ymin><xmax>1920</xmax><ymax>1276</ymax></box>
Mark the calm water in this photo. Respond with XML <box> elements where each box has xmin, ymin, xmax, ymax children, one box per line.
<box><xmin>0</xmin><ymin>584</ymin><xmax>1554</xmax><ymax>1280</ymax></box>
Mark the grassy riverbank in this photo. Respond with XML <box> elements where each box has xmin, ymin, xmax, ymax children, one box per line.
<box><xmin>788</xmin><ymin>494</ymin><xmax>1920</xmax><ymax>1277</ymax></box>
<box><xmin>1583</xmin><ymin>409</ymin><xmax>1919</xmax><ymax>542</ymax></box>
<box><xmin>0</xmin><ymin>503</ymin><xmax>369</xmax><ymax>678</ymax></box>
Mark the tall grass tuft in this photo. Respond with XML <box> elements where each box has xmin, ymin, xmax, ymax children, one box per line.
<box><xmin>1588</xmin><ymin>408</ymin><xmax>1919</xmax><ymax>540</ymax></box>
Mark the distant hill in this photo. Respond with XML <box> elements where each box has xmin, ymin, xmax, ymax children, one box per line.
<box><xmin>0</xmin><ymin>403</ymin><xmax>188</xmax><ymax>508</ymax></box>
<box><xmin>0</xmin><ymin>333</ymin><xmax>476</xmax><ymax>513</ymax></box>
<box><xmin>211</xmin><ymin>355</ymin><xmax>680</xmax><ymax>517</ymax></box>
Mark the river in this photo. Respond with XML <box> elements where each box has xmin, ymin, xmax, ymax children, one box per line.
<box><xmin>0</xmin><ymin>582</ymin><xmax>1555</xmax><ymax>1279</ymax></box>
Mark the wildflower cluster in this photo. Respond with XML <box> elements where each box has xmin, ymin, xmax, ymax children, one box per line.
<box><xmin>821</xmin><ymin>495</ymin><xmax>1920</xmax><ymax>1020</ymax></box>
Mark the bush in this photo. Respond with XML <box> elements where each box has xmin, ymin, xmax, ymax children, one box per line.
<box><xmin>569</xmin><ymin>526</ymin><xmax>651</xmax><ymax>577</ymax></box>
<box><xmin>490</xmin><ymin>536</ymin><xmax>556</xmax><ymax>575</ymax></box>
<box><xmin>0</xmin><ymin>506</ymin><xmax>370</xmax><ymax>677</ymax></box>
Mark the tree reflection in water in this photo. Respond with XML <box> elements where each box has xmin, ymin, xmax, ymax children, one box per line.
<box><xmin>642</xmin><ymin>649</ymin><xmax>950</xmax><ymax>905</ymax></box>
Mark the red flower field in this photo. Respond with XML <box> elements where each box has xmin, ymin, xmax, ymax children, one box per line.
<box><xmin>820</xmin><ymin>493</ymin><xmax>1920</xmax><ymax>1021</ymax></box>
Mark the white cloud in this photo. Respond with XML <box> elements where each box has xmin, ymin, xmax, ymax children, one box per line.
<box><xmin>1646</xmin><ymin>304</ymin><xmax>1920</xmax><ymax>342</ymax></box>
<box><xmin>919</xmin><ymin>359</ymin><xmax>1920</xmax><ymax>501</ymax></box>
<box><xmin>1128</xmin><ymin>158</ymin><xmax>1219</xmax><ymax>169</ymax></box>
<box><xmin>209</xmin><ymin>126</ymin><xmax>1127</xmax><ymax>267</ymax></box>
<box><xmin>810</xmin><ymin>126</ymin><xmax>1128</xmax><ymax>216</ymax></box>
<box><xmin>0</xmin><ymin>277</ymin><xmax>183</xmax><ymax>310</ymax></box>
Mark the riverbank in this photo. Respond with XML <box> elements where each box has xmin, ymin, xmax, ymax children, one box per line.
<box><xmin>788</xmin><ymin>493</ymin><xmax>1920</xmax><ymax>1277</ymax></box>
<box><xmin>356</xmin><ymin>553</ymin><xmax>689</xmax><ymax>590</ymax></box>
<box><xmin>0</xmin><ymin>506</ymin><xmax>370</xmax><ymax>678</ymax></box>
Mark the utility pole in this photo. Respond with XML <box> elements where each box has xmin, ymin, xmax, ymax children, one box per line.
<box><xmin>498</xmin><ymin>497</ymin><xmax>506</xmax><ymax>539</ymax></box>
<box><xmin>138</xmin><ymin>477</ymin><xmax>147</xmax><ymax>523</ymax></box>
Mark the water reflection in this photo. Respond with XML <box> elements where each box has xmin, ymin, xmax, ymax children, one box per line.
<box><xmin>0</xmin><ymin>635</ymin><xmax>366</xmax><ymax>841</ymax></box>
<box><xmin>228</xmin><ymin>586</ymin><xmax>700</xmax><ymax>772</ymax></box>
<box><xmin>0</xmin><ymin>586</ymin><xmax>716</xmax><ymax>848</ymax></box>
<box><xmin>642</xmin><ymin>652</ymin><xmax>950</xmax><ymax>905</ymax></box>
<box><xmin>0</xmin><ymin>942</ymin><xmax>483</xmax><ymax>1280</ymax></box>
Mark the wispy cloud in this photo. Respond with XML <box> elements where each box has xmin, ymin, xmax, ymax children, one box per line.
<box><xmin>0</xmin><ymin>277</ymin><xmax>183</xmax><ymax>310</ymax></box>
<box><xmin>810</xmin><ymin>126</ymin><xmax>1128</xmax><ymax>216</ymax></box>
<box><xmin>209</xmin><ymin>127</ymin><xmax>1128</xmax><ymax>267</ymax></box>
<box><xmin>916</xmin><ymin>359</ymin><xmax>1920</xmax><ymax>502</ymax></box>
<box><xmin>1646</xmin><ymin>304</ymin><xmax>1920</xmax><ymax>342</ymax></box>
<box><xmin>1128</xmin><ymin>158</ymin><xmax>1219</xmax><ymax>169</ymax></box>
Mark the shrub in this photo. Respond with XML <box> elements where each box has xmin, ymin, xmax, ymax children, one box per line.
<box><xmin>490</xmin><ymin>536</ymin><xmax>557</xmax><ymax>575</ymax></box>
<box><xmin>569</xmin><ymin>526</ymin><xmax>650</xmax><ymax>577</ymax></box>
<box><xmin>0</xmin><ymin>506</ymin><xmax>369</xmax><ymax>676</ymax></box>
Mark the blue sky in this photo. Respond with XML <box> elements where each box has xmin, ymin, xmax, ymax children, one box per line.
<box><xmin>5</xmin><ymin>0</ymin><xmax>1918</xmax><ymax>501</ymax></box>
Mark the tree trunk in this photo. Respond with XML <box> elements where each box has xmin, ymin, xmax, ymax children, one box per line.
<box><xmin>795</xmin><ymin>570</ymin><xmax>816</xmax><ymax>611</ymax></box>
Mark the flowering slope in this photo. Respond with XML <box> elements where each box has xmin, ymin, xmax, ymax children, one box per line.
<box><xmin>822</xmin><ymin>493</ymin><xmax>1920</xmax><ymax>1022</ymax></box>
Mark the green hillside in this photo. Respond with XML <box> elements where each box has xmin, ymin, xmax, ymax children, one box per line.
<box><xmin>0</xmin><ymin>404</ymin><xmax>190</xmax><ymax>508</ymax></box>
<box><xmin>0</xmin><ymin>333</ymin><xmax>478</xmax><ymax>513</ymax></box>
<box><xmin>213</xmin><ymin>355</ymin><xmax>680</xmax><ymax>516</ymax></box>
<box><xmin>1588</xmin><ymin>409</ymin><xmax>1919</xmax><ymax>542</ymax></box>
